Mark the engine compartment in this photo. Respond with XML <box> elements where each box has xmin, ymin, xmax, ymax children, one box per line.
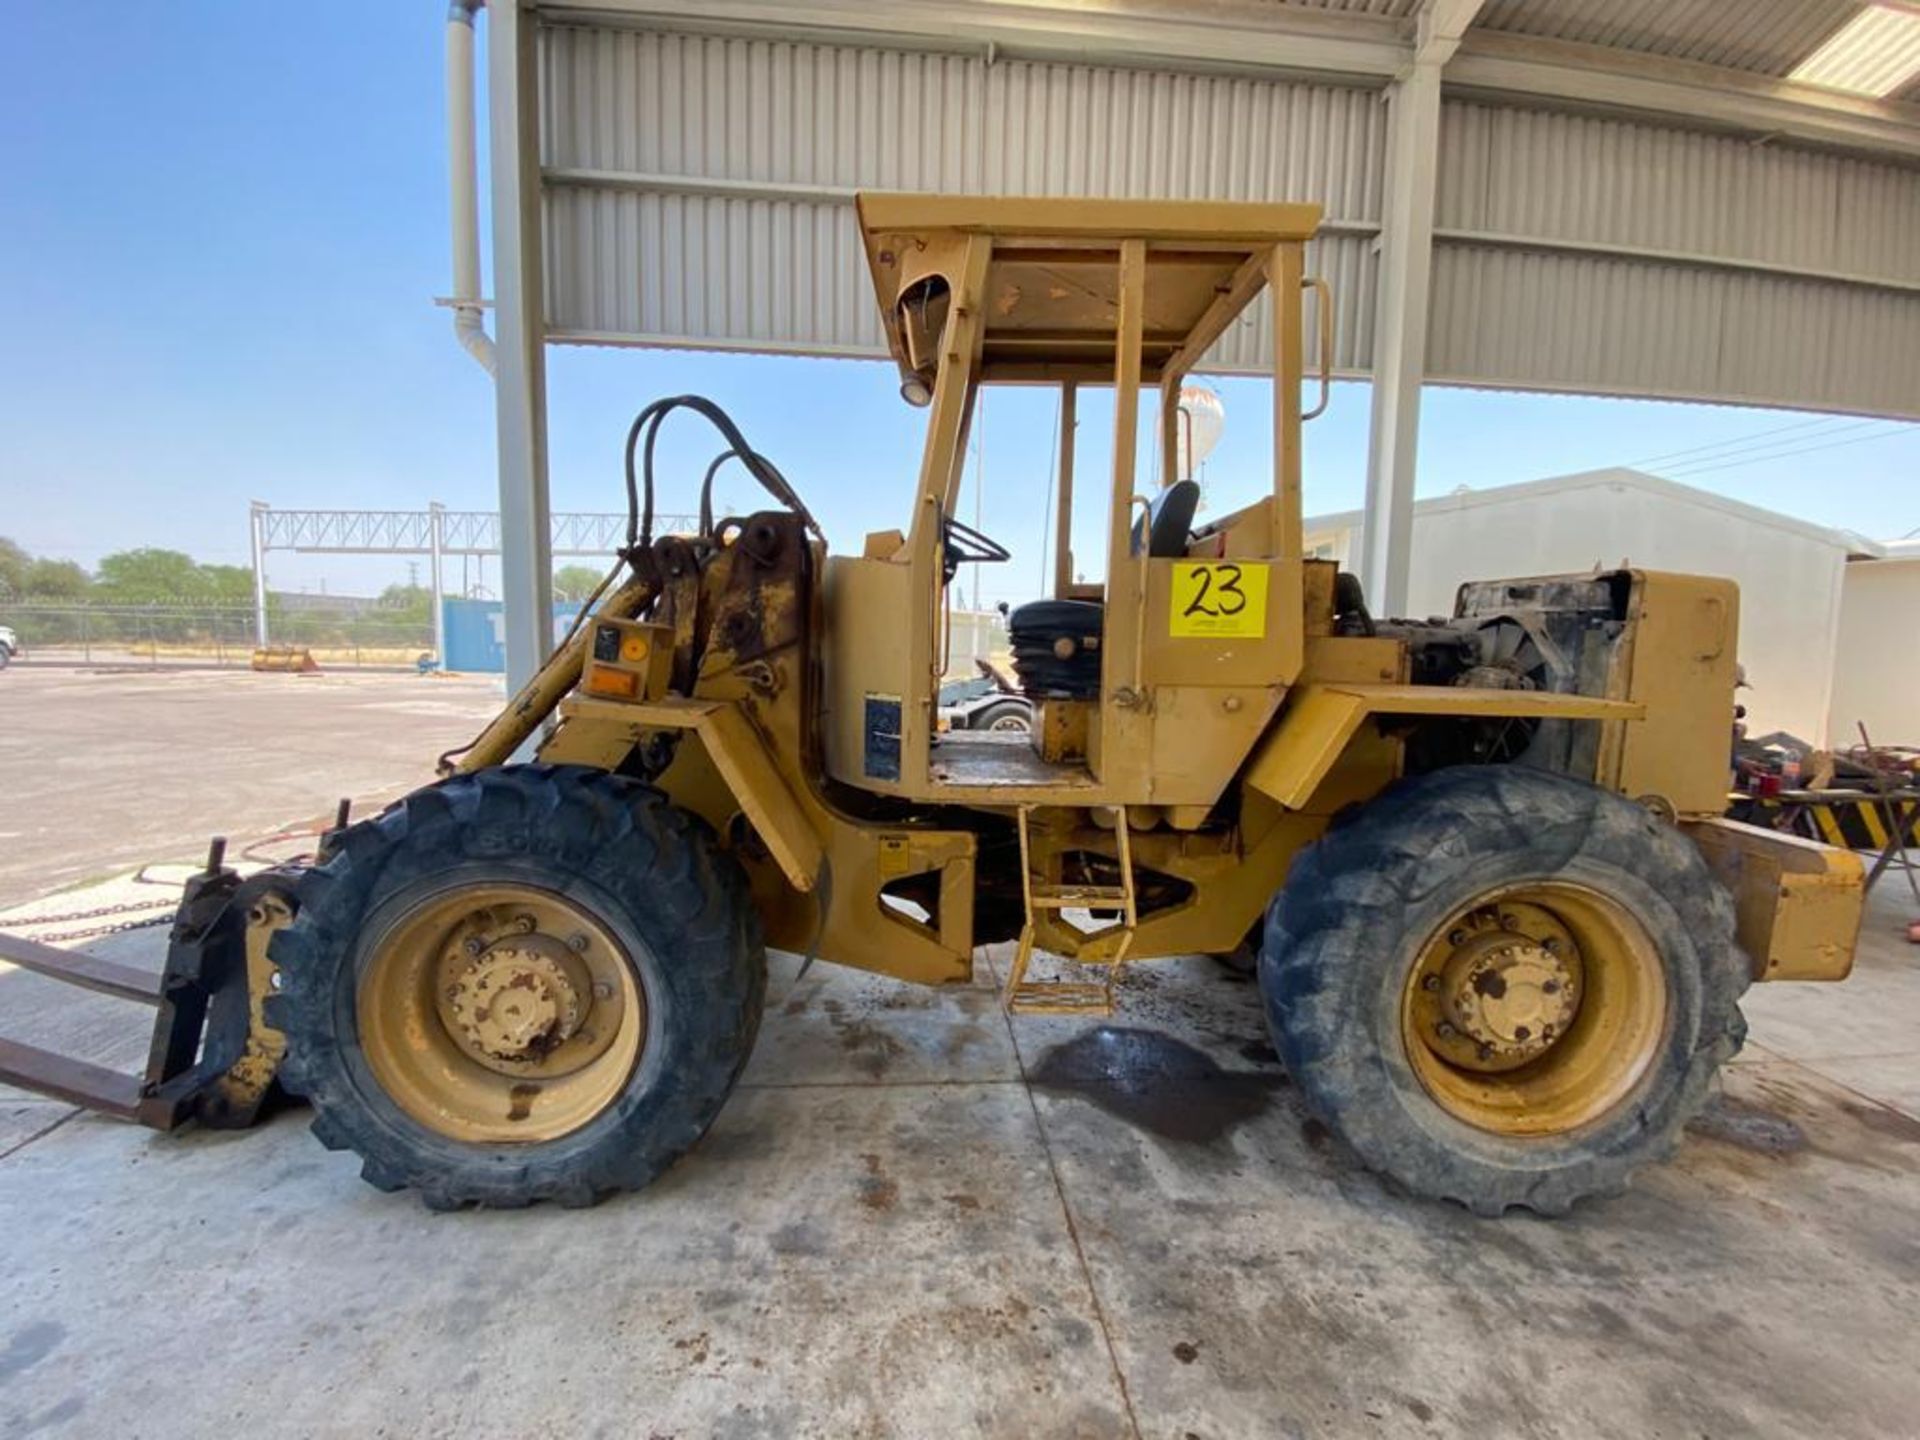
<box><xmin>1336</xmin><ymin>570</ymin><xmax>1634</xmax><ymax>779</ymax></box>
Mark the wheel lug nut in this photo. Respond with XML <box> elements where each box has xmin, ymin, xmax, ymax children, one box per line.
<box><xmin>1476</xmin><ymin>1044</ymin><xmax>1493</xmax><ymax>1061</ymax></box>
<box><xmin>1448</xmin><ymin>930</ymin><xmax>1466</xmax><ymax>945</ymax></box>
<box><xmin>1542</xmin><ymin>979</ymin><xmax>1559</xmax><ymax>995</ymax></box>
<box><xmin>1435</xmin><ymin>1021</ymin><xmax>1456</xmax><ymax>1039</ymax></box>
<box><xmin>592</xmin><ymin>981</ymin><xmax>614</xmax><ymax>1001</ymax></box>
<box><xmin>464</xmin><ymin>937</ymin><xmax>486</xmax><ymax>956</ymax></box>
<box><xmin>567</xmin><ymin>933</ymin><xmax>591</xmax><ymax>953</ymax></box>
<box><xmin>1421</xmin><ymin>975</ymin><xmax>1441</xmax><ymax>992</ymax></box>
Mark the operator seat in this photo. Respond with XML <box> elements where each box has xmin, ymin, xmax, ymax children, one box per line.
<box><xmin>1008</xmin><ymin>480</ymin><xmax>1200</xmax><ymax>700</ymax></box>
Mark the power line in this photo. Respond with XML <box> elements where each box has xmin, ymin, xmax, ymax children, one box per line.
<box><xmin>1647</xmin><ymin>418</ymin><xmax>1889</xmax><ymax>474</ymax></box>
<box><xmin>1619</xmin><ymin>414</ymin><xmax>1863</xmax><ymax>470</ymax></box>
<box><xmin>1660</xmin><ymin>423</ymin><xmax>1916</xmax><ymax>479</ymax></box>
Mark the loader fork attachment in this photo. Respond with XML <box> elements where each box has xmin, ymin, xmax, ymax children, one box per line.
<box><xmin>0</xmin><ymin>852</ymin><xmax>297</xmax><ymax>1132</ymax></box>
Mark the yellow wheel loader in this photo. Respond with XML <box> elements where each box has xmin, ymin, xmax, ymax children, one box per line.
<box><xmin>0</xmin><ymin>194</ymin><xmax>1867</xmax><ymax>1214</ymax></box>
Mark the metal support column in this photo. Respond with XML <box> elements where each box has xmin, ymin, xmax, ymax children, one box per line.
<box><xmin>487</xmin><ymin>0</ymin><xmax>553</xmax><ymax>696</ymax></box>
<box><xmin>248</xmin><ymin>501</ymin><xmax>270</xmax><ymax>647</ymax></box>
<box><xmin>428</xmin><ymin>502</ymin><xmax>448</xmax><ymax>665</ymax></box>
<box><xmin>1358</xmin><ymin>0</ymin><xmax>1483</xmax><ymax>617</ymax></box>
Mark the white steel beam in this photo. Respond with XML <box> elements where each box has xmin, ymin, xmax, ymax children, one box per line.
<box><xmin>1358</xmin><ymin>0</ymin><xmax>1482</xmax><ymax>616</ymax></box>
<box><xmin>541</xmin><ymin>0</ymin><xmax>1920</xmax><ymax>163</ymax></box>
<box><xmin>542</xmin><ymin>0</ymin><xmax>1409</xmax><ymax>80</ymax></box>
<box><xmin>1450</xmin><ymin>32</ymin><xmax>1920</xmax><ymax>163</ymax></box>
<box><xmin>489</xmin><ymin>0</ymin><xmax>555</xmax><ymax>697</ymax></box>
<box><xmin>429</xmin><ymin>503</ymin><xmax>448</xmax><ymax>667</ymax></box>
<box><xmin>248</xmin><ymin>501</ymin><xmax>270</xmax><ymax>648</ymax></box>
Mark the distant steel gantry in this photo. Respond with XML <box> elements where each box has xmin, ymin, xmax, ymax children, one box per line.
<box><xmin>246</xmin><ymin>502</ymin><xmax>697</xmax><ymax>659</ymax></box>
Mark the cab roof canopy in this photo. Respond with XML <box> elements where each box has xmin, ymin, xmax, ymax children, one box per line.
<box><xmin>855</xmin><ymin>192</ymin><xmax>1323</xmax><ymax>387</ymax></box>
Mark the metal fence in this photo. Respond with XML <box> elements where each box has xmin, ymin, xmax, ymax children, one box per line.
<box><xmin>2</xmin><ymin>598</ymin><xmax>1004</xmax><ymax>675</ymax></box>
<box><xmin>946</xmin><ymin>609</ymin><xmax>1010</xmax><ymax>672</ymax></box>
<box><xmin>0</xmin><ymin>602</ymin><xmax>434</xmax><ymax>670</ymax></box>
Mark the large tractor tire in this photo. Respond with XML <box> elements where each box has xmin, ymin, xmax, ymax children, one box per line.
<box><xmin>1260</xmin><ymin>766</ymin><xmax>1747</xmax><ymax>1217</ymax></box>
<box><xmin>266</xmin><ymin>764</ymin><xmax>764</xmax><ymax>1209</ymax></box>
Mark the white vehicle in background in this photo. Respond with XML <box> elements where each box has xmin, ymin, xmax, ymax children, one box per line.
<box><xmin>0</xmin><ymin>624</ymin><xmax>17</xmax><ymax>668</ymax></box>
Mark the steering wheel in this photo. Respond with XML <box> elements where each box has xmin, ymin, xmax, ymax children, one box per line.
<box><xmin>941</xmin><ymin>514</ymin><xmax>1011</xmax><ymax>584</ymax></box>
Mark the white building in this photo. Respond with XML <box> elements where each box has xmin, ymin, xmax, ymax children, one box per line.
<box><xmin>1829</xmin><ymin>538</ymin><xmax>1920</xmax><ymax>748</ymax></box>
<box><xmin>1305</xmin><ymin>468</ymin><xmax>1889</xmax><ymax>745</ymax></box>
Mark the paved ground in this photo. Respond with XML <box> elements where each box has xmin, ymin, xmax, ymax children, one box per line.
<box><xmin>0</xmin><ymin>669</ymin><xmax>1916</xmax><ymax>1437</ymax></box>
<box><xmin>0</xmin><ymin>667</ymin><xmax>502</xmax><ymax>904</ymax></box>
<box><xmin>1</xmin><ymin>879</ymin><xmax>1917</xmax><ymax>1438</ymax></box>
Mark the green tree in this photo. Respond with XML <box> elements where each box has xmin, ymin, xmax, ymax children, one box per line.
<box><xmin>23</xmin><ymin>558</ymin><xmax>91</xmax><ymax>598</ymax></box>
<box><xmin>94</xmin><ymin>548</ymin><xmax>210</xmax><ymax>601</ymax></box>
<box><xmin>0</xmin><ymin>537</ymin><xmax>29</xmax><ymax>597</ymax></box>
<box><xmin>552</xmin><ymin>563</ymin><xmax>606</xmax><ymax>602</ymax></box>
<box><xmin>199</xmin><ymin>563</ymin><xmax>256</xmax><ymax>605</ymax></box>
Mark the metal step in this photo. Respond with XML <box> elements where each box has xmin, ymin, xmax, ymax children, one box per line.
<box><xmin>1026</xmin><ymin>885</ymin><xmax>1131</xmax><ymax>909</ymax></box>
<box><xmin>1004</xmin><ymin>804</ymin><xmax>1139</xmax><ymax>1016</ymax></box>
<box><xmin>1004</xmin><ymin>981</ymin><xmax>1115</xmax><ymax>1016</ymax></box>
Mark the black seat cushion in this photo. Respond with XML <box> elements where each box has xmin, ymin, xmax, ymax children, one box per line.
<box><xmin>1008</xmin><ymin>599</ymin><xmax>1104</xmax><ymax>700</ymax></box>
<box><xmin>1131</xmin><ymin>479</ymin><xmax>1201</xmax><ymax>558</ymax></box>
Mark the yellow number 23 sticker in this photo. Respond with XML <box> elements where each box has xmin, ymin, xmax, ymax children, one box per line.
<box><xmin>1169</xmin><ymin>561</ymin><xmax>1268</xmax><ymax>638</ymax></box>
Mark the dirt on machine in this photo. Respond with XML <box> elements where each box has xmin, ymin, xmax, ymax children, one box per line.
<box><xmin>0</xmin><ymin>194</ymin><xmax>1868</xmax><ymax>1215</ymax></box>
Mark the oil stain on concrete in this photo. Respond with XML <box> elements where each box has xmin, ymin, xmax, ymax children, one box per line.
<box><xmin>1028</xmin><ymin>1026</ymin><xmax>1288</xmax><ymax>1146</ymax></box>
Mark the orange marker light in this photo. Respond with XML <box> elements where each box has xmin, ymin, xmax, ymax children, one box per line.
<box><xmin>584</xmin><ymin>665</ymin><xmax>640</xmax><ymax>700</ymax></box>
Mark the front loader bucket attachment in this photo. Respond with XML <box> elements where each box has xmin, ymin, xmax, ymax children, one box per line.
<box><xmin>0</xmin><ymin>852</ymin><xmax>297</xmax><ymax>1132</ymax></box>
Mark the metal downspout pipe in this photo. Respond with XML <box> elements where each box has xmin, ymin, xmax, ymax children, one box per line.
<box><xmin>447</xmin><ymin>0</ymin><xmax>495</xmax><ymax>374</ymax></box>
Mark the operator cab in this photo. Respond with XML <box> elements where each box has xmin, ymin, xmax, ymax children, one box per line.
<box><xmin>821</xmin><ymin>192</ymin><xmax>1327</xmax><ymax>809</ymax></box>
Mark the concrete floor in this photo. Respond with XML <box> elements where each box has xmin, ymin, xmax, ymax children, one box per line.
<box><xmin>1</xmin><ymin>670</ymin><xmax>1917</xmax><ymax>1437</ymax></box>
<box><xmin>1</xmin><ymin>882</ymin><xmax>1917</xmax><ymax>1438</ymax></box>
<box><xmin>0</xmin><ymin>667</ymin><xmax>501</xmax><ymax>904</ymax></box>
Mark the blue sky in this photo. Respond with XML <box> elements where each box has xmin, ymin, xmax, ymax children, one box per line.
<box><xmin>3</xmin><ymin>3</ymin><xmax>1916</xmax><ymax>606</ymax></box>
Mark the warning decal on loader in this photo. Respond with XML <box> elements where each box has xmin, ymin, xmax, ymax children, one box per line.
<box><xmin>1169</xmin><ymin>561</ymin><xmax>1267</xmax><ymax>638</ymax></box>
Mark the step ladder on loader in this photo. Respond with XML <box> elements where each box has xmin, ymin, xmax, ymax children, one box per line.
<box><xmin>1004</xmin><ymin>805</ymin><xmax>1138</xmax><ymax>1016</ymax></box>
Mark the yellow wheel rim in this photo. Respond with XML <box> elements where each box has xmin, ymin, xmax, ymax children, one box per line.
<box><xmin>357</xmin><ymin>882</ymin><xmax>646</xmax><ymax>1144</ymax></box>
<box><xmin>1401</xmin><ymin>881</ymin><xmax>1667</xmax><ymax>1137</ymax></box>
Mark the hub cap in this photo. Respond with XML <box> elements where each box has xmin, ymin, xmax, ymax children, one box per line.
<box><xmin>449</xmin><ymin>946</ymin><xmax>582</xmax><ymax>1064</ymax></box>
<box><xmin>1401</xmin><ymin>883</ymin><xmax>1667</xmax><ymax>1137</ymax></box>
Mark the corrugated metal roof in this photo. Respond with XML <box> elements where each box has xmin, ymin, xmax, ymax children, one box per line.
<box><xmin>1264</xmin><ymin>0</ymin><xmax>1422</xmax><ymax>17</ymax></box>
<box><xmin>540</xmin><ymin>24</ymin><xmax>1387</xmax><ymax>373</ymax></box>
<box><xmin>538</xmin><ymin>19</ymin><xmax>1920</xmax><ymax>419</ymax></box>
<box><xmin>1470</xmin><ymin>0</ymin><xmax>1860</xmax><ymax>77</ymax></box>
<box><xmin>1426</xmin><ymin>240</ymin><xmax>1920</xmax><ymax>416</ymax></box>
<box><xmin>1437</xmin><ymin>100</ymin><xmax>1920</xmax><ymax>286</ymax></box>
